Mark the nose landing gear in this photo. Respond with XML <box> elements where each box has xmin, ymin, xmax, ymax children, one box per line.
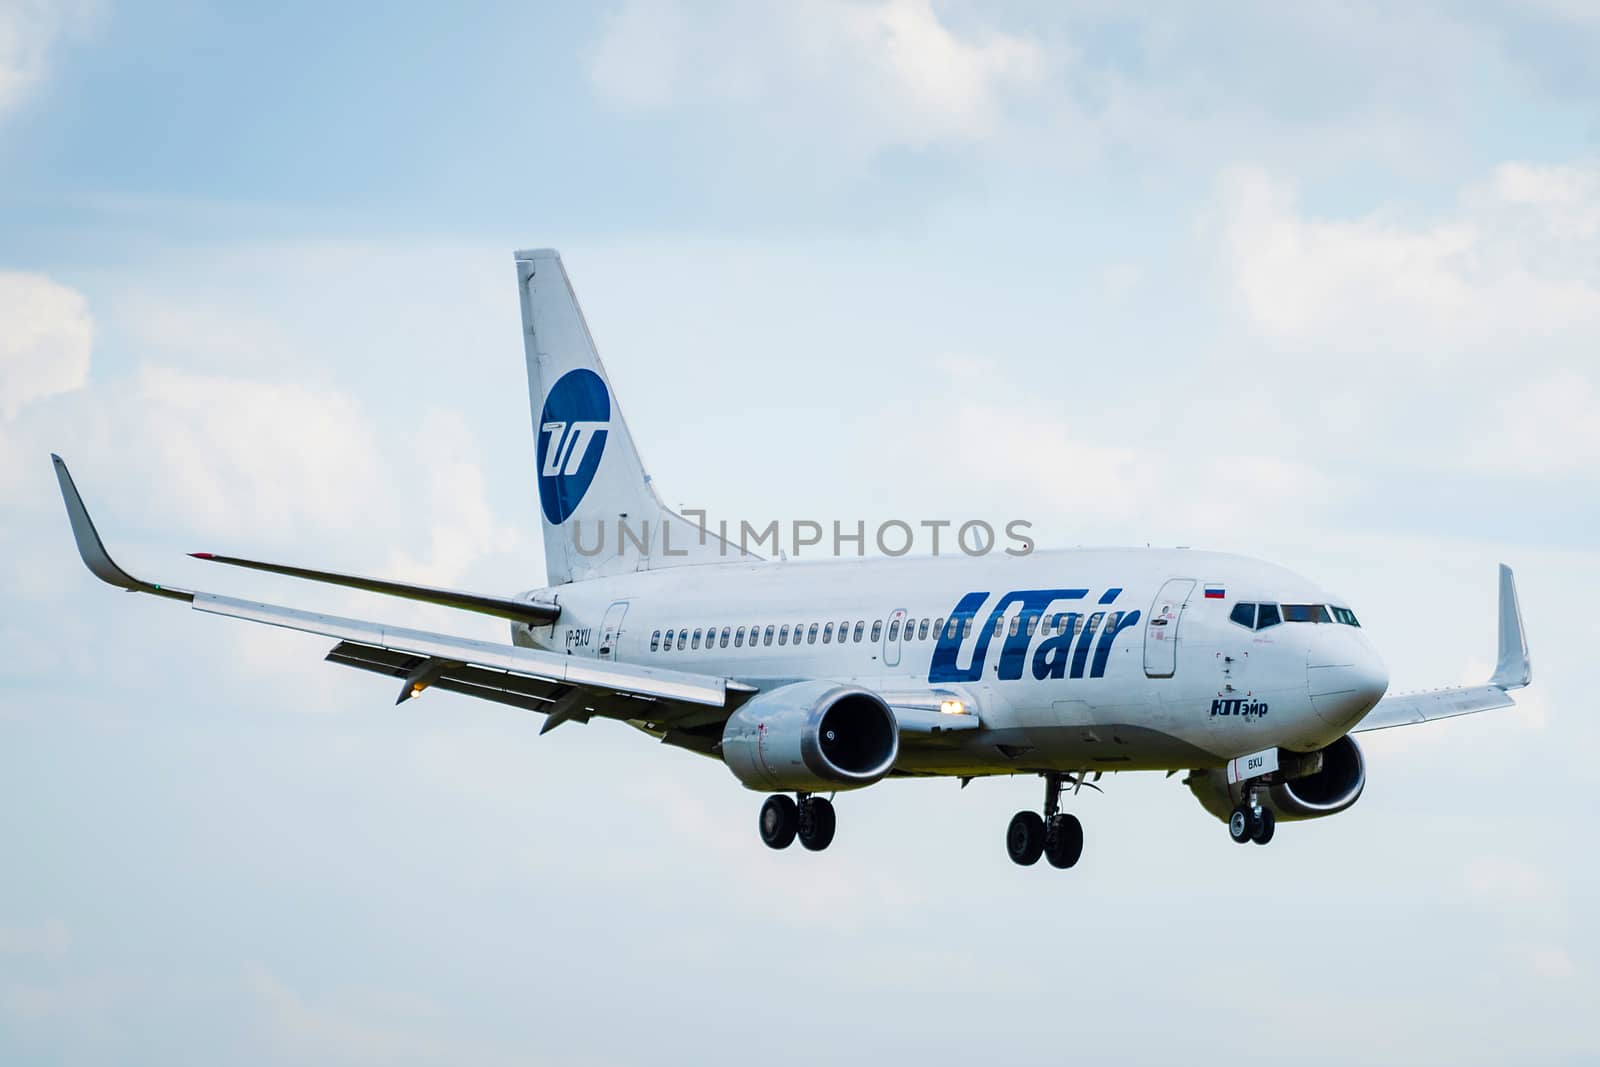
<box><xmin>1228</xmin><ymin>789</ymin><xmax>1276</xmax><ymax>845</ymax></box>
<box><xmin>1007</xmin><ymin>772</ymin><xmax>1086</xmax><ymax>869</ymax></box>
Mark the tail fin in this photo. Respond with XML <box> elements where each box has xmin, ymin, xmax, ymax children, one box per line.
<box><xmin>515</xmin><ymin>250</ymin><xmax>746</xmax><ymax>585</ymax></box>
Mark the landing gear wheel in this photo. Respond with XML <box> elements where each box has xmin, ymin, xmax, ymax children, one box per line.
<box><xmin>1228</xmin><ymin>805</ymin><xmax>1253</xmax><ymax>844</ymax></box>
<box><xmin>759</xmin><ymin>794</ymin><xmax>798</xmax><ymax>849</ymax></box>
<box><xmin>1252</xmin><ymin>808</ymin><xmax>1276</xmax><ymax>845</ymax></box>
<box><xmin>798</xmin><ymin>797</ymin><xmax>836</xmax><ymax>851</ymax></box>
<box><xmin>1044</xmin><ymin>814</ymin><xmax>1084</xmax><ymax>869</ymax></box>
<box><xmin>1006</xmin><ymin>811</ymin><xmax>1046</xmax><ymax>866</ymax></box>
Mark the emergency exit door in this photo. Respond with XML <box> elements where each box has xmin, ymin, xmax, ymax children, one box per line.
<box><xmin>1143</xmin><ymin>579</ymin><xmax>1195</xmax><ymax>678</ymax></box>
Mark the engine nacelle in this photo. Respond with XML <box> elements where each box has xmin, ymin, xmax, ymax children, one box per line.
<box><xmin>1187</xmin><ymin>734</ymin><xmax>1367</xmax><ymax>823</ymax></box>
<box><xmin>721</xmin><ymin>681</ymin><xmax>899</xmax><ymax>792</ymax></box>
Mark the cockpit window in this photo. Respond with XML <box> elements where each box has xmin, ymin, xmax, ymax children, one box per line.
<box><xmin>1330</xmin><ymin>606</ymin><xmax>1361</xmax><ymax>627</ymax></box>
<box><xmin>1255</xmin><ymin>603</ymin><xmax>1281</xmax><ymax>629</ymax></box>
<box><xmin>1229</xmin><ymin>602</ymin><xmax>1255</xmax><ymax>629</ymax></box>
<box><xmin>1282</xmin><ymin>604</ymin><xmax>1332</xmax><ymax>623</ymax></box>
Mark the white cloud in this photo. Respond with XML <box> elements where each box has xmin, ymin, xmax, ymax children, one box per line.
<box><xmin>106</xmin><ymin>363</ymin><xmax>386</xmax><ymax>543</ymax></box>
<box><xmin>382</xmin><ymin>410</ymin><xmax>520</xmax><ymax>587</ymax></box>
<box><xmin>1465</xmin><ymin>855</ymin><xmax>1557</xmax><ymax>904</ymax></box>
<box><xmin>1218</xmin><ymin>162</ymin><xmax>1600</xmax><ymax>353</ymax></box>
<box><xmin>1511</xmin><ymin>943</ymin><xmax>1580</xmax><ymax>980</ymax></box>
<box><xmin>584</xmin><ymin>0</ymin><xmax>685</xmax><ymax>111</ymax></box>
<box><xmin>0</xmin><ymin>0</ymin><xmax>95</xmax><ymax>119</ymax></box>
<box><xmin>0</xmin><ymin>271</ymin><xmax>93</xmax><ymax>420</ymax></box>
<box><xmin>0</xmin><ymin>918</ymin><xmax>70</xmax><ymax>958</ymax></box>
<box><xmin>586</xmin><ymin>0</ymin><xmax>1045</xmax><ymax>150</ymax></box>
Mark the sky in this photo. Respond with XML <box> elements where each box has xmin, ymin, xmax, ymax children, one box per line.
<box><xmin>2</xmin><ymin>1</ymin><xmax>1599</xmax><ymax>1063</ymax></box>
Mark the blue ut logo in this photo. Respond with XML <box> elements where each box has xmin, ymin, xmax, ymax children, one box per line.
<box><xmin>929</xmin><ymin>588</ymin><xmax>1142</xmax><ymax>683</ymax></box>
<box><xmin>537</xmin><ymin>368</ymin><xmax>610</xmax><ymax>524</ymax></box>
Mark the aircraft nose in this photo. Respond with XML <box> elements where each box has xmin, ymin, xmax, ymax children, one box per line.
<box><xmin>1307</xmin><ymin>632</ymin><xmax>1390</xmax><ymax>731</ymax></box>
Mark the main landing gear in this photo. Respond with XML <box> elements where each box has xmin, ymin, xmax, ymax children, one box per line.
<box><xmin>759</xmin><ymin>793</ymin><xmax>836</xmax><ymax>852</ymax></box>
<box><xmin>1228</xmin><ymin>788</ymin><xmax>1276</xmax><ymax>846</ymax></box>
<box><xmin>1007</xmin><ymin>772</ymin><xmax>1084</xmax><ymax>869</ymax></box>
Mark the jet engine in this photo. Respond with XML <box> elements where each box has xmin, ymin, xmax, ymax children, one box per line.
<box><xmin>1187</xmin><ymin>734</ymin><xmax>1366</xmax><ymax>823</ymax></box>
<box><xmin>721</xmin><ymin>680</ymin><xmax>899</xmax><ymax>792</ymax></box>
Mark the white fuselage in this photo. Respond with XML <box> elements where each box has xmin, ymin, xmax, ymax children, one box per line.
<box><xmin>515</xmin><ymin>547</ymin><xmax>1390</xmax><ymax>777</ymax></box>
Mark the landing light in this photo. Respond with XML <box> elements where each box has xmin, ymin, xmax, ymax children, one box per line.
<box><xmin>939</xmin><ymin>699</ymin><xmax>968</xmax><ymax>716</ymax></box>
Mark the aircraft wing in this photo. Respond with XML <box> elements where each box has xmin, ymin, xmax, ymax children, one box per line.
<box><xmin>1354</xmin><ymin>564</ymin><xmax>1531</xmax><ymax>734</ymax></box>
<box><xmin>52</xmin><ymin>455</ymin><xmax>753</xmax><ymax>734</ymax></box>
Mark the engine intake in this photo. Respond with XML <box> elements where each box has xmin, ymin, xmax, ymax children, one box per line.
<box><xmin>721</xmin><ymin>681</ymin><xmax>899</xmax><ymax>791</ymax></box>
<box><xmin>1188</xmin><ymin>734</ymin><xmax>1366</xmax><ymax>823</ymax></box>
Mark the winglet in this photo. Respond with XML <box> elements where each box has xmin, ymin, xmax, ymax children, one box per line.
<box><xmin>50</xmin><ymin>455</ymin><xmax>193</xmax><ymax>602</ymax></box>
<box><xmin>1489</xmin><ymin>563</ymin><xmax>1531</xmax><ymax>690</ymax></box>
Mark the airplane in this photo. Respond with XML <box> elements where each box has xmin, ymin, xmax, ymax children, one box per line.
<box><xmin>51</xmin><ymin>248</ymin><xmax>1533</xmax><ymax>869</ymax></box>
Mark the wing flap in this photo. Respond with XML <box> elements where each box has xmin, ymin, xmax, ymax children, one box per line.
<box><xmin>195</xmin><ymin>592</ymin><xmax>734</xmax><ymax>707</ymax></box>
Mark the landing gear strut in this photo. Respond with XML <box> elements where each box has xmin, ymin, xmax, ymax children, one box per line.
<box><xmin>1007</xmin><ymin>773</ymin><xmax>1084</xmax><ymax>869</ymax></box>
<box><xmin>1228</xmin><ymin>788</ymin><xmax>1276</xmax><ymax>845</ymax></box>
<box><xmin>759</xmin><ymin>793</ymin><xmax>836</xmax><ymax>851</ymax></box>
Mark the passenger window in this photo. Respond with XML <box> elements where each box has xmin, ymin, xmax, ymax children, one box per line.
<box><xmin>764</xmin><ymin>625</ymin><xmax>775</xmax><ymax>646</ymax></box>
<box><xmin>1084</xmin><ymin>611</ymin><xmax>1104</xmax><ymax>639</ymax></box>
<box><xmin>1008</xmin><ymin>616</ymin><xmax>1020</xmax><ymax>637</ymax></box>
<box><xmin>1256</xmin><ymin>603</ymin><xmax>1281</xmax><ymax>630</ymax></box>
<box><xmin>1230</xmin><ymin>602</ymin><xmax>1256</xmax><ymax>629</ymax></box>
<box><xmin>888</xmin><ymin>620</ymin><xmax>900</xmax><ymax>640</ymax></box>
<box><xmin>1106</xmin><ymin>611</ymin><xmax>1122</xmax><ymax>630</ymax></box>
<box><xmin>854</xmin><ymin>621</ymin><xmax>864</xmax><ymax>642</ymax></box>
<box><xmin>691</xmin><ymin>628</ymin><xmax>702</xmax><ymax>649</ymax></box>
<box><xmin>778</xmin><ymin>625</ymin><xmax>790</xmax><ymax>645</ymax></box>
<box><xmin>1024</xmin><ymin>613</ymin><xmax>1037</xmax><ymax>637</ymax></box>
<box><xmin>822</xmin><ymin>622</ymin><xmax>833</xmax><ymax>643</ymax></box>
<box><xmin>735</xmin><ymin>626</ymin><xmax>746</xmax><ymax>647</ymax></box>
<box><xmin>964</xmin><ymin>617</ymin><xmax>975</xmax><ymax>639</ymax></box>
<box><xmin>650</xmin><ymin>630</ymin><xmax>661</xmax><ymax>652</ymax></box>
<box><xmin>807</xmin><ymin>623</ymin><xmax>818</xmax><ymax>644</ymax></box>
<box><xmin>677</xmin><ymin>630</ymin><xmax>687</xmax><ymax>651</ymax></box>
<box><xmin>936</xmin><ymin>617</ymin><xmax>947</xmax><ymax>639</ymax></box>
<box><xmin>720</xmin><ymin>627</ymin><xmax>730</xmax><ymax>648</ymax></box>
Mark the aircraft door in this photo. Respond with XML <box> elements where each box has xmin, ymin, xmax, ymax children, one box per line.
<box><xmin>1143</xmin><ymin>579</ymin><xmax>1195</xmax><ymax>678</ymax></box>
<box><xmin>883</xmin><ymin>608</ymin><xmax>906</xmax><ymax>668</ymax></box>
<box><xmin>597</xmin><ymin>600</ymin><xmax>629</xmax><ymax>661</ymax></box>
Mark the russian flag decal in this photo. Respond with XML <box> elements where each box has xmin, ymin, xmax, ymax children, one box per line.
<box><xmin>1204</xmin><ymin>584</ymin><xmax>1226</xmax><ymax>599</ymax></box>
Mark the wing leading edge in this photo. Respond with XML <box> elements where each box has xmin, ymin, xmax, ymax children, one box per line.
<box><xmin>1354</xmin><ymin>564</ymin><xmax>1532</xmax><ymax>733</ymax></box>
<box><xmin>52</xmin><ymin>455</ymin><xmax>753</xmax><ymax>732</ymax></box>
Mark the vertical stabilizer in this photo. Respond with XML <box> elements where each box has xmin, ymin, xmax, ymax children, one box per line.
<box><xmin>515</xmin><ymin>250</ymin><xmax>746</xmax><ymax>584</ymax></box>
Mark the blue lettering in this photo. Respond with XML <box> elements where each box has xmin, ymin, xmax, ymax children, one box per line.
<box><xmin>1089</xmin><ymin>609</ymin><xmax>1141</xmax><ymax>678</ymax></box>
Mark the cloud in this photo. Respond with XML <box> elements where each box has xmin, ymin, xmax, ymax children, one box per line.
<box><xmin>102</xmin><ymin>363</ymin><xmax>386</xmax><ymax>543</ymax></box>
<box><xmin>0</xmin><ymin>0</ymin><xmax>95</xmax><ymax>120</ymax></box>
<box><xmin>382</xmin><ymin>410</ymin><xmax>520</xmax><ymax>587</ymax></box>
<box><xmin>0</xmin><ymin>271</ymin><xmax>93</xmax><ymax>420</ymax></box>
<box><xmin>1218</xmin><ymin>161</ymin><xmax>1600</xmax><ymax>353</ymax></box>
<box><xmin>585</xmin><ymin>0</ymin><xmax>1045</xmax><ymax>150</ymax></box>
<box><xmin>1464</xmin><ymin>855</ymin><xmax>1557</xmax><ymax>904</ymax></box>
